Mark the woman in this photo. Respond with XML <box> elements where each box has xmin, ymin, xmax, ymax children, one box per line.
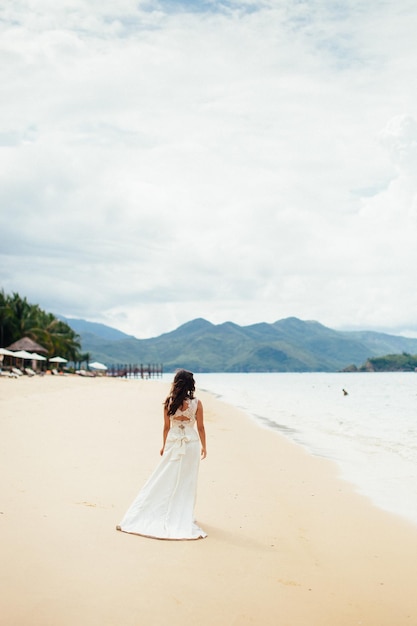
<box><xmin>116</xmin><ymin>369</ymin><xmax>207</xmax><ymax>540</ymax></box>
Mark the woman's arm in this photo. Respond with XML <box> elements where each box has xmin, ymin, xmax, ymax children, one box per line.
<box><xmin>160</xmin><ymin>407</ymin><xmax>171</xmax><ymax>455</ymax></box>
<box><xmin>196</xmin><ymin>399</ymin><xmax>207</xmax><ymax>459</ymax></box>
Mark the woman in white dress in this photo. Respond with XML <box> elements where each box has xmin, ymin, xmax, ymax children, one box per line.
<box><xmin>116</xmin><ymin>370</ymin><xmax>207</xmax><ymax>540</ymax></box>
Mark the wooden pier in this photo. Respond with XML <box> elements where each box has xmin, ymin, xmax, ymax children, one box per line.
<box><xmin>107</xmin><ymin>363</ymin><xmax>163</xmax><ymax>379</ymax></box>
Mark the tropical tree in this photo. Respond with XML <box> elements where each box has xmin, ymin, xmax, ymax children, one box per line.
<box><xmin>0</xmin><ymin>290</ymin><xmax>81</xmax><ymax>359</ymax></box>
<box><xmin>33</xmin><ymin>313</ymin><xmax>81</xmax><ymax>360</ymax></box>
<box><xmin>76</xmin><ymin>351</ymin><xmax>91</xmax><ymax>370</ymax></box>
<box><xmin>0</xmin><ymin>289</ymin><xmax>14</xmax><ymax>347</ymax></box>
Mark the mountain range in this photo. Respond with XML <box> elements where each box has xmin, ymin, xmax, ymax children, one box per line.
<box><xmin>61</xmin><ymin>316</ymin><xmax>417</xmax><ymax>372</ymax></box>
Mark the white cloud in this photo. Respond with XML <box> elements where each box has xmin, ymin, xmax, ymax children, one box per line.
<box><xmin>1</xmin><ymin>0</ymin><xmax>417</xmax><ymax>338</ymax></box>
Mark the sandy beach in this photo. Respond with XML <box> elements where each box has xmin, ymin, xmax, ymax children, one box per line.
<box><xmin>1</xmin><ymin>375</ymin><xmax>416</xmax><ymax>626</ymax></box>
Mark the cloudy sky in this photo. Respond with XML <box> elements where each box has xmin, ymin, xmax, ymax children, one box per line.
<box><xmin>1</xmin><ymin>0</ymin><xmax>417</xmax><ymax>339</ymax></box>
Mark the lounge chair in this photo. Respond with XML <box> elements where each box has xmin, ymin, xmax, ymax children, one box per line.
<box><xmin>1</xmin><ymin>369</ymin><xmax>19</xmax><ymax>378</ymax></box>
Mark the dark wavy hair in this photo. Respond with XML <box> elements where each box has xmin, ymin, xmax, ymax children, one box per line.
<box><xmin>164</xmin><ymin>369</ymin><xmax>195</xmax><ymax>416</ymax></box>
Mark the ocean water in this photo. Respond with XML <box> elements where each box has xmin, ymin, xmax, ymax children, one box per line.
<box><xmin>190</xmin><ymin>372</ymin><xmax>417</xmax><ymax>527</ymax></box>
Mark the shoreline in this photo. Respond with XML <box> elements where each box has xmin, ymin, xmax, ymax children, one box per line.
<box><xmin>196</xmin><ymin>371</ymin><xmax>417</xmax><ymax>529</ymax></box>
<box><xmin>1</xmin><ymin>375</ymin><xmax>417</xmax><ymax>625</ymax></box>
<box><xmin>230</xmin><ymin>407</ymin><xmax>417</xmax><ymax>529</ymax></box>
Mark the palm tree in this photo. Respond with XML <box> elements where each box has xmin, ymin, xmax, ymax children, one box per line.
<box><xmin>0</xmin><ymin>291</ymin><xmax>81</xmax><ymax>359</ymax></box>
<box><xmin>35</xmin><ymin>314</ymin><xmax>81</xmax><ymax>360</ymax></box>
<box><xmin>0</xmin><ymin>289</ymin><xmax>13</xmax><ymax>346</ymax></box>
<box><xmin>81</xmin><ymin>352</ymin><xmax>91</xmax><ymax>370</ymax></box>
<box><xmin>72</xmin><ymin>351</ymin><xmax>91</xmax><ymax>371</ymax></box>
<box><xmin>2</xmin><ymin>292</ymin><xmax>38</xmax><ymax>344</ymax></box>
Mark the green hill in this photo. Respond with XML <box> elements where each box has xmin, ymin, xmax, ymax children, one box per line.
<box><xmin>61</xmin><ymin>316</ymin><xmax>417</xmax><ymax>372</ymax></box>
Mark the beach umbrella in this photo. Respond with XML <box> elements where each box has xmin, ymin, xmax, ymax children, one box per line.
<box><xmin>0</xmin><ymin>347</ymin><xmax>14</xmax><ymax>369</ymax></box>
<box><xmin>89</xmin><ymin>361</ymin><xmax>108</xmax><ymax>370</ymax></box>
<box><xmin>0</xmin><ymin>348</ymin><xmax>15</xmax><ymax>356</ymax></box>
<box><xmin>30</xmin><ymin>353</ymin><xmax>47</xmax><ymax>361</ymax></box>
<box><xmin>8</xmin><ymin>349</ymin><xmax>33</xmax><ymax>371</ymax></box>
<box><xmin>12</xmin><ymin>350</ymin><xmax>34</xmax><ymax>359</ymax></box>
<box><xmin>49</xmin><ymin>356</ymin><xmax>68</xmax><ymax>363</ymax></box>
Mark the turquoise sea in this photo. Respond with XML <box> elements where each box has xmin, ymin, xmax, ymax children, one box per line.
<box><xmin>177</xmin><ymin>372</ymin><xmax>417</xmax><ymax>527</ymax></box>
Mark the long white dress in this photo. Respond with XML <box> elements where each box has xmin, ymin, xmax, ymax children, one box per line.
<box><xmin>117</xmin><ymin>397</ymin><xmax>207</xmax><ymax>540</ymax></box>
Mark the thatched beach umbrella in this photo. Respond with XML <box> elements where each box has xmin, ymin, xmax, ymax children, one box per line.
<box><xmin>7</xmin><ymin>337</ymin><xmax>48</xmax><ymax>354</ymax></box>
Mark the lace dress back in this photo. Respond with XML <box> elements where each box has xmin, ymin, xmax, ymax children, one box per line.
<box><xmin>170</xmin><ymin>397</ymin><xmax>198</xmax><ymax>427</ymax></box>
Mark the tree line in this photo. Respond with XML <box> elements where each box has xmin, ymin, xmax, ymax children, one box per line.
<box><xmin>344</xmin><ymin>352</ymin><xmax>417</xmax><ymax>372</ymax></box>
<box><xmin>362</xmin><ymin>353</ymin><xmax>417</xmax><ymax>372</ymax></box>
<box><xmin>0</xmin><ymin>290</ymin><xmax>86</xmax><ymax>362</ymax></box>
